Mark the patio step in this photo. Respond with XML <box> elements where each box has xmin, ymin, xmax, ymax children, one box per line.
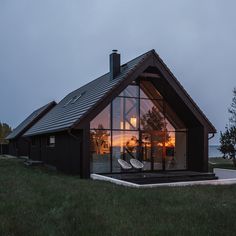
<box><xmin>116</xmin><ymin>172</ymin><xmax>218</xmax><ymax>185</ymax></box>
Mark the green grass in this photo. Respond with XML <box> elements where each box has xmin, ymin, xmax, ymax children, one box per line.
<box><xmin>1</xmin><ymin>158</ymin><xmax>236</xmax><ymax>236</ymax></box>
<box><xmin>209</xmin><ymin>157</ymin><xmax>236</xmax><ymax>171</ymax></box>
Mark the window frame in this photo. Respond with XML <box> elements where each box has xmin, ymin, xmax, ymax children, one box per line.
<box><xmin>47</xmin><ymin>135</ymin><xmax>56</xmax><ymax>148</ymax></box>
<box><xmin>90</xmin><ymin>80</ymin><xmax>187</xmax><ymax>174</ymax></box>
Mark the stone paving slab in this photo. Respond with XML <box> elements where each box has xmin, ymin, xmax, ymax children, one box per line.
<box><xmin>214</xmin><ymin>168</ymin><xmax>236</xmax><ymax>179</ymax></box>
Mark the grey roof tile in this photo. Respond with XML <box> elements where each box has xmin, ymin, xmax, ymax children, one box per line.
<box><xmin>24</xmin><ymin>50</ymin><xmax>152</xmax><ymax>136</ymax></box>
<box><xmin>6</xmin><ymin>101</ymin><xmax>56</xmax><ymax>139</ymax></box>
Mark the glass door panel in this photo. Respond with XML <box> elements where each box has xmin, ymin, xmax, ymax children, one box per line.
<box><xmin>141</xmin><ymin>133</ymin><xmax>151</xmax><ymax>170</ymax></box>
<box><xmin>141</xmin><ymin>131</ymin><xmax>187</xmax><ymax>171</ymax></box>
<box><xmin>165</xmin><ymin>131</ymin><xmax>176</xmax><ymax>170</ymax></box>
<box><xmin>151</xmin><ymin>131</ymin><xmax>165</xmax><ymax>170</ymax></box>
<box><xmin>113</xmin><ymin>97</ymin><xmax>139</xmax><ymax>130</ymax></box>
<box><xmin>112</xmin><ymin>131</ymin><xmax>139</xmax><ymax>172</ymax></box>
<box><xmin>90</xmin><ymin>130</ymin><xmax>111</xmax><ymax>173</ymax></box>
<box><xmin>141</xmin><ymin>131</ymin><xmax>164</xmax><ymax>170</ymax></box>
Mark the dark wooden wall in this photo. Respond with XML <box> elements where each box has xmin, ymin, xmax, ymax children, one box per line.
<box><xmin>187</xmin><ymin>126</ymin><xmax>206</xmax><ymax>172</ymax></box>
<box><xmin>29</xmin><ymin>130</ymin><xmax>82</xmax><ymax>174</ymax></box>
<box><xmin>8</xmin><ymin>141</ymin><xmax>16</xmax><ymax>156</ymax></box>
<box><xmin>80</xmin><ymin>125</ymin><xmax>90</xmax><ymax>178</ymax></box>
<box><xmin>0</xmin><ymin>144</ymin><xmax>9</xmax><ymax>155</ymax></box>
<box><xmin>8</xmin><ymin>138</ymin><xmax>29</xmax><ymax>157</ymax></box>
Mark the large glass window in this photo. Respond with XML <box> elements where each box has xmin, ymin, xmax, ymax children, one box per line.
<box><xmin>90</xmin><ymin>104</ymin><xmax>110</xmax><ymax>129</ymax></box>
<box><xmin>112</xmin><ymin>131</ymin><xmax>139</xmax><ymax>172</ymax></box>
<box><xmin>140</xmin><ymin>99</ymin><xmax>164</xmax><ymax>131</ymax></box>
<box><xmin>113</xmin><ymin>97</ymin><xmax>139</xmax><ymax>130</ymax></box>
<box><xmin>90</xmin><ymin>80</ymin><xmax>187</xmax><ymax>173</ymax></box>
<box><xmin>90</xmin><ymin>130</ymin><xmax>111</xmax><ymax>173</ymax></box>
<box><xmin>119</xmin><ymin>85</ymin><xmax>139</xmax><ymax>97</ymax></box>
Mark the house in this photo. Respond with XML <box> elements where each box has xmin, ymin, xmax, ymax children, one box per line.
<box><xmin>6</xmin><ymin>101</ymin><xmax>56</xmax><ymax>157</ymax></box>
<box><xmin>24</xmin><ymin>49</ymin><xmax>216</xmax><ymax>178</ymax></box>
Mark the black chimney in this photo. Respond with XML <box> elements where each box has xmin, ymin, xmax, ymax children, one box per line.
<box><xmin>110</xmin><ymin>50</ymin><xmax>120</xmax><ymax>79</ymax></box>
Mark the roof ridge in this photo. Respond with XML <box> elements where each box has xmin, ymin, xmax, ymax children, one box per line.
<box><xmin>61</xmin><ymin>50</ymin><xmax>155</xmax><ymax>100</ymax></box>
<box><xmin>7</xmin><ymin>100</ymin><xmax>56</xmax><ymax>139</ymax></box>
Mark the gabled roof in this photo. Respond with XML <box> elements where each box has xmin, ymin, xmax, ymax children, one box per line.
<box><xmin>24</xmin><ymin>49</ymin><xmax>216</xmax><ymax>136</ymax></box>
<box><xmin>7</xmin><ymin>101</ymin><xmax>56</xmax><ymax>139</ymax></box>
<box><xmin>24</xmin><ymin>51</ymin><xmax>152</xmax><ymax>136</ymax></box>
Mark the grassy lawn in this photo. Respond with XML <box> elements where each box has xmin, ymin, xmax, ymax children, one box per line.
<box><xmin>1</xmin><ymin>157</ymin><xmax>236</xmax><ymax>236</ymax></box>
<box><xmin>209</xmin><ymin>157</ymin><xmax>236</xmax><ymax>171</ymax></box>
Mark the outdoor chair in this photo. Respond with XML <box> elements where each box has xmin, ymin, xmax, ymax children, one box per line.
<box><xmin>117</xmin><ymin>159</ymin><xmax>132</xmax><ymax>170</ymax></box>
<box><xmin>130</xmin><ymin>158</ymin><xmax>144</xmax><ymax>169</ymax></box>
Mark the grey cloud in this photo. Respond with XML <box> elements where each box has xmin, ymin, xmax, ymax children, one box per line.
<box><xmin>1</xmin><ymin>0</ymin><xmax>236</xmax><ymax>144</ymax></box>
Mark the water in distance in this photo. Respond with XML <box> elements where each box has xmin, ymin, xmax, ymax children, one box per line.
<box><xmin>209</xmin><ymin>145</ymin><xmax>222</xmax><ymax>158</ymax></box>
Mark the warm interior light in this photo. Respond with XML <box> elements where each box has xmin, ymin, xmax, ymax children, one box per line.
<box><xmin>125</xmin><ymin>122</ymin><xmax>130</xmax><ymax>129</ymax></box>
<box><xmin>130</xmin><ymin>116</ymin><xmax>137</xmax><ymax>128</ymax></box>
<box><xmin>120</xmin><ymin>121</ymin><xmax>124</xmax><ymax>129</ymax></box>
<box><xmin>159</xmin><ymin>136</ymin><xmax>175</xmax><ymax>147</ymax></box>
<box><xmin>165</xmin><ymin>136</ymin><xmax>175</xmax><ymax>147</ymax></box>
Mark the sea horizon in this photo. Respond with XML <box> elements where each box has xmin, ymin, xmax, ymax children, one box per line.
<box><xmin>209</xmin><ymin>145</ymin><xmax>221</xmax><ymax>158</ymax></box>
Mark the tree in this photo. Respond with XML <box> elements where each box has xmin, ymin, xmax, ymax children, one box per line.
<box><xmin>0</xmin><ymin>122</ymin><xmax>12</xmax><ymax>144</ymax></box>
<box><xmin>140</xmin><ymin>106</ymin><xmax>170</xmax><ymax>144</ymax></box>
<box><xmin>90</xmin><ymin>124</ymin><xmax>110</xmax><ymax>155</ymax></box>
<box><xmin>141</xmin><ymin>106</ymin><xmax>165</xmax><ymax>131</ymax></box>
<box><xmin>228</xmin><ymin>87</ymin><xmax>236</xmax><ymax>126</ymax></box>
<box><xmin>219</xmin><ymin>88</ymin><xmax>236</xmax><ymax>167</ymax></box>
<box><xmin>219</xmin><ymin>126</ymin><xmax>236</xmax><ymax>166</ymax></box>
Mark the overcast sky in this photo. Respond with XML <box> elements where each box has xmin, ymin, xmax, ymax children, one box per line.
<box><xmin>1</xmin><ymin>0</ymin><xmax>235</xmax><ymax>144</ymax></box>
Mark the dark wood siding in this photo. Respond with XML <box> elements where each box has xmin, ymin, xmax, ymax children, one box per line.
<box><xmin>8</xmin><ymin>141</ymin><xmax>17</xmax><ymax>156</ymax></box>
<box><xmin>8</xmin><ymin>138</ymin><xmax>29</xmax><ymax>157</ymax></box>
<box><xmin>29</xmin><ymin>130</ymin><xmax>82</xmax><ymax>174</ymax></box>
<box><xmin>1</xmin><ymin>144</ymin><xmax>9</xmax><ymax>155</ymax></box>
<box><xmin>187</xmin><ymin>126</ymin><xmax>205</xmax><ymax>171</ymax></box>
<box><xmin>80</xmin><ymin>125</ymin><xmax>90</xmax><ymax>178</ymax></box>
<box><xmin>30</xmin><ymin>136</ymin><xmax>41</xmax><ymax>161</ymax></box>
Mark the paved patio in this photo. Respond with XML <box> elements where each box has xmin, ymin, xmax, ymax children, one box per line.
<box><xmin>91</xmin><ymin>168</ymin><xmax>236</xmax><ymax>188</ymax></box>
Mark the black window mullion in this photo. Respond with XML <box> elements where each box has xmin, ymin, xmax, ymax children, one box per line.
<box><xmin>110</xmin><ymin>100</ymin><xmax>113</xmax><ymax>173</ymax></box>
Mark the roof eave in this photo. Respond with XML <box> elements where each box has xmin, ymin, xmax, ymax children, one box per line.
<box><xmin>9</xmin><ymin>101</ymin><xmax>57</xmax><ymax>139</ymax></box>
<box><xmin>152</xmin><ymin>51</ymin><xmax>217</xmax><ymax>133</ymax></box>
<box><xmin>23</xmin><ymin>126</ymin><xmax>69</xmax><ymax>137</ymax></box>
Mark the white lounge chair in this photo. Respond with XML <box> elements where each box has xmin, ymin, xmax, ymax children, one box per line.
<box><xmin>130</xmin><ymin>158</ymin><xmax>144</xmax><ymax>169</ymax></box>
<box><xmin>117</xmin><ymin>159</ymin><xmax>132</xmax><ymax>170</ymax></box>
